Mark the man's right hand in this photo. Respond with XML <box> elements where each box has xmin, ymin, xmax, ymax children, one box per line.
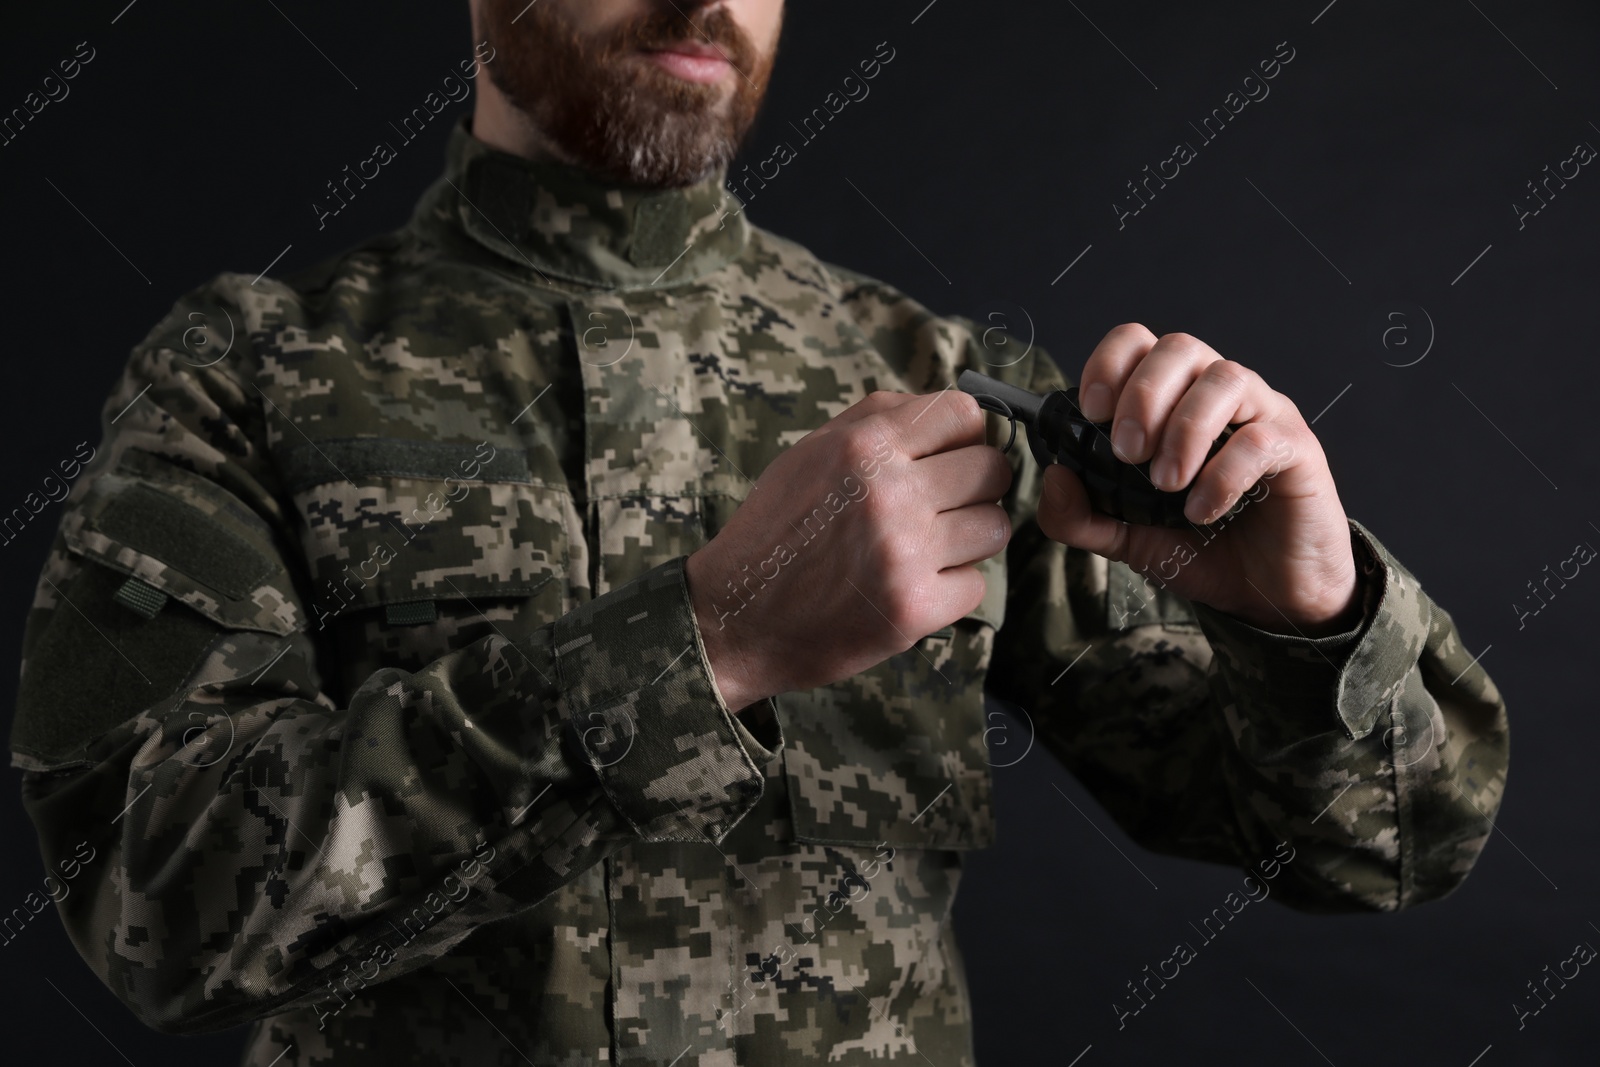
<box><xmin>684</xmin><ymin>389</ymin><xmax>1014</xmax><ymax>713</ymax></box>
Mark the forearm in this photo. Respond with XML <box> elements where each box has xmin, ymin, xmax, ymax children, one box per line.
<box><xmin>1185</xmin><ymin>517</ymin><xmax>1509</xmax><ymax>910</ymax></box>
<box><xmin>17</xmin><ymin>548</ymin><xmax>779</xmax><ymax>1033</ymax></box>
<box><xmin>993</xmin><ymin>515</ymin><xmax>1507</xmax><ymax>912</ymax></box>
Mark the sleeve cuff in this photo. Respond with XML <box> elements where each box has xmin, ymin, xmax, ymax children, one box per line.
<box><xmin>553</xmin><ymin>555</ymin><xmax>783</xmax><ymax>844</ymax></box>
<box><xmin>1188</xmin><ymin>517</ymin><xmax>1430</xmax><ymax>743</ymax></box>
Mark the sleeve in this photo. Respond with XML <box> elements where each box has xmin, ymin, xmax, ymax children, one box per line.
<box><xmin>7</xmin><ymin>281</ymin><xmax>783</xmax><ymax>1035</ymax></box>
<box><xmin>983</xmin><ymin>345</ymin><xmax>1509</xmax><ymax>913</ymax></box>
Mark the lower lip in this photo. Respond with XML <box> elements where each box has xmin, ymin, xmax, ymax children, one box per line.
<box><xmin>645</xmin><ymin>49</ymin><xmax>731</xmax><ymax>84</ymax></box>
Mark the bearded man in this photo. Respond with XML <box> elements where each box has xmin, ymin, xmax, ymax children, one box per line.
<box><xmin>9</xmin><ymin>2</ymin><xmax>1508</xmax><ymax>1065</ymax></box>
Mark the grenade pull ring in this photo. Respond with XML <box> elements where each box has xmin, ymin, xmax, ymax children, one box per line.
<box><xmin>958</xmin><ymin>391</ymin><xmax>1021</xmax><ymax>456</ymax></box>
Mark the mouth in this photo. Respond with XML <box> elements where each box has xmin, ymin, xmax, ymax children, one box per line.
<box><xmin>640</xmin><ymin>42</ymin><xmax>734</xmax><ymax>84</ymax></box>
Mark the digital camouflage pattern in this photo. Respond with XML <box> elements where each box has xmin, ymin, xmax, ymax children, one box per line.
<box><xmin>10</xmin><ymin>118</ymin><xmax>1509</xmax><ymax>1066</ymax></box>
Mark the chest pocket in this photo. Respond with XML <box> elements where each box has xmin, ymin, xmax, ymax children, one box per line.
<box><xmin>283</xmin><ymin>438</ymin><xmax>579</xmax><ymax>700</ymax></box>
<box><xmin>700</xmin><ymin>494</ymin><xmax>1003</xmax><ymax>853</ymax></box>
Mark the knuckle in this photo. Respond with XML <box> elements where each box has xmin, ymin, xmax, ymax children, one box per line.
<box><xmin>1122</xmin><ymin>373</ymin><xmax>1161</xmax><ymax>407</ymax></box>
<box><xmin>1269</xmin><ymin>423</ymin><xmax>1311</xmax><ymax>467</ymax></box>
<box><xmin>1201</xmin><ymin>358</ymin><xmax>1252</xmax><ymax>394</ymax></box>
<box><xmin>1228</xmin><ymin>419</ymin><xmax>1278</xmax><ymax>458</ymax></box>
<box><xmin>948</xmin><ymin>388</ymin><xmax>983</xmax><ymax>431</ymax></box>
<box><xmin>1159</xmin><ymin>419</ymin><xmax>1204</xmax><ymax>463</ymax></box>
<box><xmin>856</xmin><ymin>481</ymin><xmax>896</xmax><ymax>527</ymax></box>
<box><xmin>1110</xmin><ymin>322</ymin><xmax>1157</xmax><ymax>343</ymax></box>
<box><xmin>844</xmin><ymin>419</ymin><xmax>894</xmax><ymax>466</ymax></box>
<box><xmin>877</xmin><ymin>528</ymin><xmax>918</xmax><ymax>575</ymax></box>
<box><xmin>838</xmin><ymin>426</ymin><xmax>873</xmax><ymax>464</ymax></box>
<box><xmin>1272</xmin><ymin>389</ymin><xmax>1305</xmax><ymax>423</ymax></box>
<box><xmin>881</xmin><ymin>578</ymin><xmax>926</xmax><ymax>634</ymax></box>
<box><xmin>1158</xmin><ymin>330</ymin><xmax>1202</xmax><ymax>351</ymax></box>
<box><xmin>1167</xmin><ymin>405</ymin><xmax>1208</xmax><ymax>434</ymax></box>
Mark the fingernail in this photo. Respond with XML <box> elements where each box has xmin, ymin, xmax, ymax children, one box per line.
<box><xmin>1185</xmin><ymin>492</ymin><xmax>1212</xmax><ymax>523</ymax></box>
<box><xmin>1113</xmin><ymin>419</ymin><xmax>1144</xmax><ymax>462</ymax></box>
<box><xmin>1151</xmin><ymin>457</ymin><xmax>1180</xmax><ymax>491</ymax></box>
<box><xmin>1082</xmin><ymin>382</ymin><xmax>1113</xmax><ymax>422</ymax></box>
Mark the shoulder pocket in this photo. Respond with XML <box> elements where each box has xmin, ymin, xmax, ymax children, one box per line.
<box><xmin>61</xmin><ymin>449</ymin><xmax>304</xmax><ymax>636</ymax></box>
<box><xmin>16</xmin><ymin>451</ymin><xmax>302</xmax><ymax>770</ymax></box>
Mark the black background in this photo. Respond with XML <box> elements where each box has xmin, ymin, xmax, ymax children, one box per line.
<box><xmin>2</xmin><ymin>1</ymin><xmax>1596</xmax><ymax>1064</ymax></box>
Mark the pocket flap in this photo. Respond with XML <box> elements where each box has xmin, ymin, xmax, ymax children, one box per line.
<box><xmin>289</xmin><ymin>441</ymin><xmax>575</xmax><ymax>622</ymax></box>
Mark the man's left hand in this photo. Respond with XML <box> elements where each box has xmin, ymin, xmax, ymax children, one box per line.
<box><xmin>1034</xmin><ymin>323</ymin><xmax>1362</xmax><ymax>638</ymax></box>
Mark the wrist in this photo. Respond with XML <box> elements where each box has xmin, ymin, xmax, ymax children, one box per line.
<box><xmin>1250</xmin><ymin>560</ymin><xmax>1363</xmax><ymax>639</ymax></box>
<box><xmin>1293</xmin><ymin>570</ymin><xmax>1364</xmax><ymax>638</ymax></box>
<box><xmin>685</xmin><ymin>548</ymin><xmax>765</xmax><ymax>713</ymax></box>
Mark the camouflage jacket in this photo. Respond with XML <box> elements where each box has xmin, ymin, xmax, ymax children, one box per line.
<box><xmin>9</xmin><ymin>118</ymin><xmax>1508</xmax><ymax>1067</ymax></box>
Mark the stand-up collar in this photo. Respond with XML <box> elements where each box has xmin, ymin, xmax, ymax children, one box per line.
<box><xmin>414</xmin><ymin>117</ymin><xmax>750</xmax><ymax>290</ymax></box>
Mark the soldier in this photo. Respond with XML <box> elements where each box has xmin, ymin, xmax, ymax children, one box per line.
<box><xmin>8</xmin><ymin>1</ymin><xmax>1507</xmax><ymax>1065</ymax></box>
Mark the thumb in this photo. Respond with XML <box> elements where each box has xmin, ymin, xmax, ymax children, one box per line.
<box><xmin>1038</xmin><ymin>463</ymin><xmax>1133</xmax><ymax>561</ymax></box>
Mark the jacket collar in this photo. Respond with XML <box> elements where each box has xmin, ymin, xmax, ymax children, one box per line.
<box><xmin>414</xmin><ymin>117</ymin><xmax>750</xmax><ymax>290</ymax></box>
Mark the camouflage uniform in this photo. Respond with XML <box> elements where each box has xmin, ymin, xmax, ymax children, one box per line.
<box><xmin>9</xmin><ymin>118</ymin><xmax>1508</xmax><ymax>1066</ymax></box>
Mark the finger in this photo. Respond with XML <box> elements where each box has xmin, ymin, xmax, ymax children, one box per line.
<box><xmin>1076</xmin><ymin>322</ymin><xmax>1158</xmax><ymax>422</ymax></box>
<box><xmin>1150</xmin><ymin>361</ymin><xmax>1289</xmax><ymax>492</ymax></box>
<box><xmin>915</xmin><ymin>444</ymin><xmax>1014</xmax><ymax>512</ymax></box>
<box><xmin>1184</xmin><ymin>420</ymin><xmax>1307</xmax><ymax>525</ymax></box>
<box><xmin>928</xmin><ymin>562</ymin><xmax>988</xmax><ymax>629</ymax></box>
<box><xmin>931</xmin><ymin>502</ymin><xmax>1012</xmax><ymax>569</ymax></box>
<box><xmin>880</xmin><ymin>385</ymin><xmax>987</xmax><ymax>460</ymax></box>
<box><xmin>1036</xmin><ymin>463</ymin><xmax>1133</xmax><ymax>561</ymax></box>
<box><xmin>1107</xmin><ymin>333</ymin><xmax>1224</xmax><ymax>465</ymax></box>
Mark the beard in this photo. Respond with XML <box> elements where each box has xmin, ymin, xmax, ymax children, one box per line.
<box><xmin>480</xmin><ymin>1</ymin><xmax>779</xmax><ymax>188</ymax></box>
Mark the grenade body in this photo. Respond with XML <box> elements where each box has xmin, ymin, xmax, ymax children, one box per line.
<box><xmin>955</xmin><ymin>370</ymin><xmax>1245</xmax><ymax>530</ymax></box>
<box><xmin>1031</xmin><ymin>386</ymin><xmax>1238</xmax><ymax>529</ymax></box>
